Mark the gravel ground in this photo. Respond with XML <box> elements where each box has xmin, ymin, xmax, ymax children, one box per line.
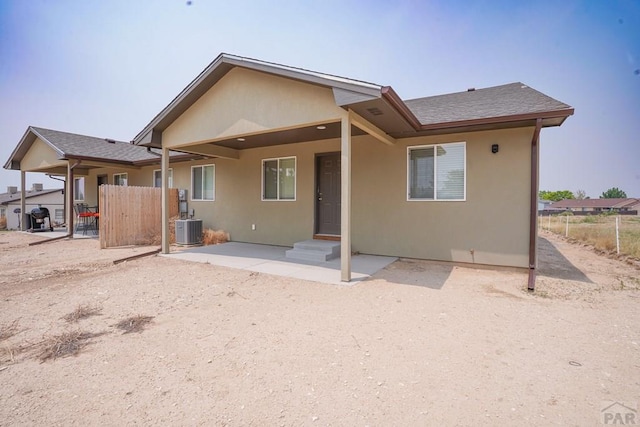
<box><xmin>0</xmin><ymin>230</ymin><xmax>638</xmax><ymax>426</ymax></box>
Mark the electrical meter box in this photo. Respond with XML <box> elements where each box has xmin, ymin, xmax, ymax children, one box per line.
<box><xmin>178</xmin><ymin>189</ymin><xmax>188</xmax><ymax>218</ymax></box>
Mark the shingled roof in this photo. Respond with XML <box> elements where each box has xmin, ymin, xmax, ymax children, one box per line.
<box><xmin>133</xmin><ymin>53</ymin><xmax>574</xmax><ymax>146</ymax></box>
<box><xmin>4</xmin><ymin>127</ymin><xmax>190</xmax><ymax>171</ymax></box>
<box><xmin>0</xmin><ymin>188</ymin><xmax>62</xmax><ymax>205</ymax></box>
<box><xmin>550</xmin><ymin>198</ymin><xmax>640</xmax><ymax>210</ymax></box>
<box><xmin>405</xmin><ymin>83</ymin><xmax>572</xmax><ymax>127</ymax></box>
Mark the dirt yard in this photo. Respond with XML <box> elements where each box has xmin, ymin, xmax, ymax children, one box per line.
<box><xmin>1</xmin><ymin>230</ymin><xmax>638</xmax><ymax>426</ymax></box>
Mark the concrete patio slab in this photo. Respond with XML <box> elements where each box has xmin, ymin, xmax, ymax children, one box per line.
<box><xmin>162</xmin><ymin>242</ymin><xmax>397</xmax><ymax>285</ymax></box>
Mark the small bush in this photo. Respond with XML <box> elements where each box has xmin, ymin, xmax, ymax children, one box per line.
<box><xmin>37</xmin><ymin>330</ymin><xmax>104</xmax><ymax>362</ymax></box>
<box><xmin>114</xmin><ymin>315</ymin><xmax>154</xmax><ymax>334</ymax></box>
<box><xmin>202</xmin><ymin>228</ymin><xmax>229</xmax><ymax>245</ymax></box>
<box><xmin>0</xmin><ymin>320</ymin><xmax>20</xmax><ymax>341</ymax></box>
<box><xmin>0</xmin><ymin>216</ymin><xmax>6</xmax><ymax>230</ymax></box>
<box><xmin>62</xmin><ymin>304</ymin><xmax>102</xmax><ymax>323</ymax></box>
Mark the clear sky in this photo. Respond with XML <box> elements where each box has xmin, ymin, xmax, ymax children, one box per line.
<box><xmin>1</xmin><ymin>0</ymin><xmax>638</xmax><ymax>198</ymax></box>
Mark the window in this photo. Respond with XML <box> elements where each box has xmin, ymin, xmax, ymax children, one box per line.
<box><xmin>114</xmin><ymin>173</ymin><xmax>128</xmax><ymax>186</ymax></box>
<box><xmin>262</xmin><ymin>157</ymin><xmax>296</xmax><ymax>201</ymax></box>
<box><xmin>153</xmin><ymin>169</ymin><xmax>173</xmax><ymax>188</ymax></box>
<box><xmin>408</xmin><ymin>142</ymin><xmax>465</xmax><ymax>201</ymax></box>
<box><xmin>191</xmin><ymin>165</ymin><xmax>215</xmax><ymax>201</ymax></box>
<box><xmin>54</xmin><ymin>209</ymin><xmax>64</xmax><ymax>223</ymax></box>
<box><xmin>0</xmin><ymin>207</ymin><xmax>5</xmax><ymax>218</ymax></box>
<box><xmin>74</xmin><ymin>177</ymin><xmax>85</xmax><ymax>201</ymax></box>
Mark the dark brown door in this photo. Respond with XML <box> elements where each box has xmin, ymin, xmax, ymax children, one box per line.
<box><xmin>316</xmin><ymin>153</ymin><xmax>341</xmax><ymax>235</ymax></box>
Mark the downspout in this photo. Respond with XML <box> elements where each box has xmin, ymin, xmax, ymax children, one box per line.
<box><xmin>528</xmin><ymin>119</ymin><xmax>542</xmax><ymax>291</ymax></box>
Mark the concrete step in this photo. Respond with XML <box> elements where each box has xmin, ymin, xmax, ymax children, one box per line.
<box><xmin>285</xmin><ymin>239</ymin><xmax>341</xmax><ymax>262</ymax></box>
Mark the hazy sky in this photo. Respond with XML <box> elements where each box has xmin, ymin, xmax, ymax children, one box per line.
<box><xmin>1</xmin><ymin>0</ymin><xmax>638</xmax><ymax>198</ymax></box>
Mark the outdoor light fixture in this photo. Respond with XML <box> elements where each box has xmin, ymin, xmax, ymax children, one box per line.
<box><xmin>237</xmin><ymin>138</ymin><xmax>245</xmax><ymax>142</ymax></box>
<box><xmin>491</xmin><ymin>144</ymin><xmax>499</xmax><ymax>154</ymax></box>
<box><xmin>316</xmin><ymin>125</ymin><xmax>326</xmax><ymax>130</ymax></box>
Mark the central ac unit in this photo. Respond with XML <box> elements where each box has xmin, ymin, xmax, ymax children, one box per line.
<box><xmin>175</xmin><ymin>219</ymin><xmax>203</xmax><ymax>245</ymax></box>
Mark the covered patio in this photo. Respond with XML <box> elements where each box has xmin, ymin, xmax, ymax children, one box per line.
<box><xmin>163</xmin><ymin>241</ymin><xmax>397</xmax><ymax>285</ymax></box>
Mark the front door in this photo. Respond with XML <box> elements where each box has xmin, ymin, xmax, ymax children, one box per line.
<box><xmin>316</xmin><ymin>153</ymin><xmax>341</xmax><ymax>235</ymax></box>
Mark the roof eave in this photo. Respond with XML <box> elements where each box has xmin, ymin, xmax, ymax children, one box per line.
<box><xmin>381</xmin><ymin>86</ymin><xmax>422</xmax><ymax>130</ymax></box>
<box><xmin>63</xmin><ymin>154</ymin><xmax>138</xmax><ymax>167</ymax></box>
<box><xmin>417</xmin><ymin>108</ymin><xmax>575</xmax><ymax>132</ymax></box>
<box><xmin>3</xmin><ymin>126</ymin><xmax>65</xmax><ymax>170</ymax></box>
<box><xmin>132</xmin><ymin>53</ymin><xmax>384</xmax><ymax>146</ymax></box>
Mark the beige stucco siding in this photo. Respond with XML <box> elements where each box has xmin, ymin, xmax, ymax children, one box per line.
<box><xmin>171</xmin><ymin>139</ymin><xmax>340</xmax><ymax>246</ymax></box>
<box><xmin>351</xmin><ymin>127</ymin><xmax>533</xmax><ymax>267</ymax></box>
<box><xmin>162</xmin><ymin>67</ymin><xmax>344</xmax><ymax>148</ymax></box>
<box><xmin>20</xmin><ymin>138</ymin><xmax>66</xmax><ymax>171</ymax></box>
<box><xmin>163</xmin><ymin>127</ymin><xmax>533</xmax><ymax>267</ymax></box>
<box><xmin>79</xmin><ymin>166</ymin><xmax>162</xmax><ymax>206</ymax></box>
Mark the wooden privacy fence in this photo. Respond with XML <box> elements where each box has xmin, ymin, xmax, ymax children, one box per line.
<box><xmin>99</xmin><ymin>185</ymin><xmax>178</xmax><ymax>248</ymax></box>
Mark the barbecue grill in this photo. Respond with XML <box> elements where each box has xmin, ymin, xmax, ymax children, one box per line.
<box><xmin>29</xmin><ymin>207</ymin><xmax>53</xmax><ymax>232</ymax></box>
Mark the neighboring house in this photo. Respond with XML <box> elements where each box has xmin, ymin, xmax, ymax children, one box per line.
<box><xmin>3</xmin><ymin>127</ymin><xmax>196</xmax><ymax>230</ymax></box>
<box><xmin>538</xmin><ymin>199</ymin><xmax>555</xmax><ymax>212</ymax></box>
<box><xmin>130</xmin><ymin>53</ymin><xmax>574</xmax><ymax>285</ymax></box>
<box><xmin>550</xmin><ymin>198</ymin><xmax>640</xmax><ymax>215</ymax></box>
<box><xmin>0</xmin><ymin>184</ymin><xmax>64</xmax><ymax>230</ymax></box>
<box><xmin>4</xmin><ymin>53</ymin><xmax>574</xmax><ymax>287</ymax></box>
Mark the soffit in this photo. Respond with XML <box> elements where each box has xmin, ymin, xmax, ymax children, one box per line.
<box><xmin>208</xmin><ymin>122</ymin><xmax>366</xmax><ymax>151</ymax></box>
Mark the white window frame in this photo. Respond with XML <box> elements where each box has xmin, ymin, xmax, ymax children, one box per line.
<box><xmin>191</xmin><ymin>164</ymin><xmax>215</xmax><ymax>201</ymax></box>
<box><xmin>153</xmin><ymin>169</ymin><xmax>173</xmax><ymax>188</ymax></box>
<box><xmin>407</xmin><ymin>141</ymin><xmax>466</xmax><ymax>202</ymax></box>
<box><xmin>113</xmin><ymin>173</ymin><xmax>128</xmax><ymax>186</ymax></box>
<box><xmin>261</xmin><ymin>156</ymin><xmax>297</xmax><ymax>201</ymax></box>
<box><xmin>73</xmin><ymin>177</ymin><xmax>85</xmax><ymax>201</ymax></box>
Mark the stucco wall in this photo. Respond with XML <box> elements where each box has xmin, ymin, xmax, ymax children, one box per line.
<box><xmin>351</xmin><ymin>127</ymin><xmax>533</xmax><ymax>267</ymax></box>
<box><xmin>20</xmin><ymin>138</ymin><xmax>66</xmax><ymax>171</ymax></box>
<box><xmin>79</xmin><ymin>166</ymin><xmax>163</xmax><ymax>206</ymax></box>
<box><xmin>162</xmin><ymin>126</ymin><xmax>534</xmax><ymax>267</ymax></box>
<box><xmin>170</xmin><ymin>139</ymin><xmax>340</xmax><ymax>247</ymax></box>
<box><xmin>162</xmin><ymin>67</ymin><xmax>343</xmax><ymax>148</ymax></box>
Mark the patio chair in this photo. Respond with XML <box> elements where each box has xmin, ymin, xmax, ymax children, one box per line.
<box><xmin>74</xmin><ymin>203</ymin><xmax>96</xmax><ymax>235</ymax></box>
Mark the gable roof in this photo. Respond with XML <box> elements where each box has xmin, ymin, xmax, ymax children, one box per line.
<box><xmin>550</xmin><ymin>198</ymin><xmax>640</xmax><ymax>209</ymax></box>
<box><xmin>133</xmin><ymin>53</ymin><xmax>574</xmax><ymax>146</ymax></box>
<box><xmin>4</xmin><ymin>126</ymin><xmax>191</xmax><ymax>171</ymax></box>
<box><xmin>0</xmin><ymin>188</ymin><xmax>62</xmax><ymax>205</ymax></box>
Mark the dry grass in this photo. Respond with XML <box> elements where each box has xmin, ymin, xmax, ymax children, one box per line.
<box><xmin>36</xmin><ymin>330</ymin><xmax>105</xmax><ymax>362</ymax></box>
<box><xmin>62</xmin><ymin>304</ymin><xmax>103</xmax><ymax>323</ymax></box>
<box><xmin>144</xmin><ymin>215</ymin><xmax>179</xmax><ymax>246</ymax></box>
<box><xmin>1</xmin><ymin>344</ymin><xmax>18</xmax><ymax>364</ymax></box>
<box><xmin>0</xmin><ymin>216</ymin><xmax>7</xmax><ymax>230</ymax></box>
<box><xmin>542</xmin><ymin>215</ymin><xmax>640</xmax><ymax>259</ymax></box>
<box><xmin>202</xmin><ymin>228</ymin><xmax>229</xmax><ymax>245</ymax></box>
<box><xmin>114</xmin><ymin>315</ymin><xmax>154</xmax><ymax>334</ymax></box>
<box><xmin>0</xmin><ymin>320</ymin><xmax>20</xmax><ymax>341</ymax></box>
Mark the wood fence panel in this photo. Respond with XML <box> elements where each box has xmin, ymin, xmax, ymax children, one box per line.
<box><xmin>99</xmin><ymin>185</ymin><xmax>178</xmax><ymax>248</ymax></box>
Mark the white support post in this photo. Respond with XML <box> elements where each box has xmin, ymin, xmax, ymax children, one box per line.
<box><xmin>161</xmin><ymin>146</ymin><xmax>170</xmax><ymax>254</ymax></box>
<box><xmin>340</xmin><ymin>113</ymin><xmax>352</xmax><ymax>282</ymax></box>
<box><xmin>20</xmin><ymin>171</ymin><xmax>26</xmax><ymax>231</ymax></box>
<box><xmin>565</xmin><ymin>215</ymin><xmax>569</xmax><ymax>237</ymax></box>
<box><xmin>616</xmin><ymin>216</ymin><xmax>620</xmax><ymax>255</ymax></box>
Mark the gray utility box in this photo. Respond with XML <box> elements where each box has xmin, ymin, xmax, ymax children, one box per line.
<box><xmin>175</xmin><ymin>219</ymin><xmax>203</xmax><ymax>245</ymax></box>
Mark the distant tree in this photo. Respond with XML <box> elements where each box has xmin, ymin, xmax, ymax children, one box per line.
<box><xmin>600</xmin><ymin>187</ymin><xmax>627</xmax><ymax>199</ymax></box>
<box><xmin>575</xmin><ymin>189</ymin><xmax>587</xmax><ymax>200</ymax></box>
<box><xmin>539</xmin><ymin>190</ymin><xmax>575</xmax><ymax>202</ymax></box>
